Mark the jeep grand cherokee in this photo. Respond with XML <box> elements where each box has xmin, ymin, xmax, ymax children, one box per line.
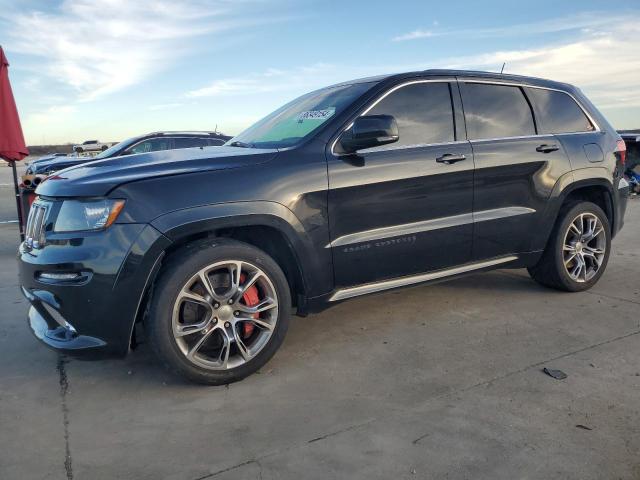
<box><xmin>18</xmin><ymin>70</ymin><xmax>629</xmax><ymax>384</ymax></box>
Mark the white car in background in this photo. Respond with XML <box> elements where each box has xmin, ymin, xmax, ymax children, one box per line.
<box><xmin>73</xmin><ymin>140</ymin><xmax>111</xmax><ymax>153</ymax></box>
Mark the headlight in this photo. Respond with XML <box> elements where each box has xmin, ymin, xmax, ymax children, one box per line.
<box><xmin>54</xmin><ymin>199</ymin><xmax>125</xmax><ymax>232</ymax></box>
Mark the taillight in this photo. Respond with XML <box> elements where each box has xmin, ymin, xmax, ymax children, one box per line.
<box><xmin>616</xmin><ymin>139</ymin><xmax>626</xmax><ymax>167</ymax></box>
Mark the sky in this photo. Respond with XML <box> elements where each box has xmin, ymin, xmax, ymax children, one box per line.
<box><xmin>1</xmin><ymin>0</ymin><xmax>639</xmax><ymax>145</ymax></box>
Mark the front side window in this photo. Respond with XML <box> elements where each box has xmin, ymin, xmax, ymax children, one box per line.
<box><xmin>366</xmin><ymin>82</ymin><xmax>455</xmax><ymax>148</ymax></box>
<box><xmin>463</xmin><ymin>83</ymin><xmax>536</xmax><ymax>140</ymax></box>
<box><xmin>127</xmin><ymin>138</ymin><xmax>171</xmax><ymax>154</ymax></box>
<box><xmin>526</xmin><ymin>88</ymin><xmax>595</xmax><ymax>134</ymax></box>
<box><xmin>228</xmin><ymin>82</ymin><xmax>375</xmax><ymax>149</ymax></box>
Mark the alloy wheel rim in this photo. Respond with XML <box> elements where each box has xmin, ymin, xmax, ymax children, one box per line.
<box><xmin>171</xmin><ymin>260</ymin><xmax>278</xmax><ymax>370</ymax></box>
<box><xmin>562</xmin><ymin>213</ymin><xmax>606</xmax><ymax>283</ymax></box>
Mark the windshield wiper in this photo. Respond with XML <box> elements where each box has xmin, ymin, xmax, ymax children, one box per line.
<box><xmin>228</xmin><ymin>141</ymin><xmax>254</xmax><ymax>148</ymax></box>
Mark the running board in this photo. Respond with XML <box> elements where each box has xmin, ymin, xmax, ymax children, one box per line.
<box><xmin>329</xmin><ymin>256</ymin><xmax>519</xmax><ymax>302</ymax></box>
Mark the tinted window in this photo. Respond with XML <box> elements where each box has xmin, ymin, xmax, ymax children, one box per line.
<box><xmin>127</xmin><ymin>138</ymin><xmax>171</xmax><ymax>154</ymax></box>
<box><xmin>463</xmin><ymin>83</ymin><xmax>535</xmax><ymax>140</ymax></box>
<box><xmin>367</xmin><ymin>82</ymin><xmax>454</xmax><ymax>147</ymax></box>
<box><xmin>208</xmin><ymin>138</ymin><xmax>226</xmax><ymax>146</ymax></box>
<box><xmin>526</xmin><ymin>88</ymin><xmax>594</xmax><ymax>134</ymax></box>
<box><xmin>173</xmin><ymin>137</ymin><xmax>207</xmax><ymax>149</ymax></box>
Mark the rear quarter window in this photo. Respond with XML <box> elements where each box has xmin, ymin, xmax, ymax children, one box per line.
<box><xmin>462</xmin><ymin>83</ymin><xmax>536</xmax><ymax>140</ymax></box>
<box><xmin>526</xmin><ymin>88</ymin><xmax>595</xmax><ymax>134</ymax></box>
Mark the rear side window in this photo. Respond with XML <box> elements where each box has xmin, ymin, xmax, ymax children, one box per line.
<box><xmin>526</xmin><ymin>88</ymin><xmax>595</xmax><ymax>134</ymax></box>
<box><xmin>367</xmin><ymin>82</ymin><xmax>455</xmax><ymax>147</ymax></box>
<box><xmin>463</xmin><ymin>83</ymin><xmax>535</xmax><ymax>140</ymax></box>
<box><xmin>173</xmin><ymin>137</ymin><xmax>210</xmax><ymax>149</ymax></box>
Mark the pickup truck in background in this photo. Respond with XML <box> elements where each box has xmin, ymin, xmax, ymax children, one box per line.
<box><xmin>73</xmin><ymin>139</ymin><xmax>111</xmax><ymax>153</ymax></box>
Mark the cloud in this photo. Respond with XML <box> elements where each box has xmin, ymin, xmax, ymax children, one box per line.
<box><xmin>28</xmin><ymin>105</ymin><xmax>77</xmax><ymax>124</ymax></box>
<box><xmin>392</xmin><ymin>30</ymin><xmax>437</xmax><ymax>42</ymax></box>
<box><xmin>149</xmin><ymin>103</ymin><xmax>185</xmax><ymax>111</ymax></box>
<box><xmin>392</xmin><ymin>11</ymin><xmax>631</xmax><ymax>42</ymax></box>
<box><xmin>438</xmin><ymin>20</ymin><xmax>640</xmax><ymax>109</ymax></box>
<box><xmin>1</xmin><ymin>0</ymin><xmax>282</xmax><ymax>101</ymax></box>
<box><xmin>186</xmin><ymin>63</ymin><xmax>338</xmax><ymax>98</ymax></box>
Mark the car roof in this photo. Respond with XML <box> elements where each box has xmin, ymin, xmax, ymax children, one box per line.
<box><xmin>331</xmin><ymin>69</ymin><xmax>576</xmax><ymax>92</ymax></box>
<box><xmin>123</xmin><ymin>131</ymin><xmax>230</xmax><ymax>143</ymax></box>
<box><xmin>150</xmin><ymin>131</ymin><xmax>227</xmax><ymax>136</ymax></box>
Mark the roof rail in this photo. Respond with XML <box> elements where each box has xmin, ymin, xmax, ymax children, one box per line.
<box><xmin>154</xmin><ymin>131</ymin><xmax>225</xmax><ymax>136</ymax></box>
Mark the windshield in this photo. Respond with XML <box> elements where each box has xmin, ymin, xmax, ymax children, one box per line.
<box><xmin>227</xmin><ymin>82</ymin><xmax>375</xmax><ymax>149</ymax></box>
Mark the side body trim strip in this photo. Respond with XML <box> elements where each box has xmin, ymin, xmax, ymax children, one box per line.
<box><xmin>327</xmin><ymin>206</ymin><xmax>535</xmax><ymax>248</ymax></box>
<box><xmin>329</xmin><ymin>255</ymin><xmax>518</xmax><ymax>302</ymax></box>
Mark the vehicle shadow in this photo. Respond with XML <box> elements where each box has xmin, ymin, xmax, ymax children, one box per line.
<box><xmin>62</xmin><ymin>268</ymin><xmax>557</xmax><ymax>389</ymax></box>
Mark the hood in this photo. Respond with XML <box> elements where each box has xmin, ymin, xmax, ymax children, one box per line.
<box><xmin>36</xmin><ymin>146</ymin><xmax>278</xmax><ymax>197</ymax></box>
<box><xmin>28</xmin><ymin>154</ymin><xmax>68</xmax><ymax>166</ymax></box>
<box><xmin>29</xmin><ymin>156</ymin><xmax>88</xmax><ymax>174</ymax></box>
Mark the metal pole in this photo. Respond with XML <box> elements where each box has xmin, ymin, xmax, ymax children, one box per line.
<box><xmin>9</xmin><ymin>160</ymin><xmax>25</xmax><ymax>241</ymax></box>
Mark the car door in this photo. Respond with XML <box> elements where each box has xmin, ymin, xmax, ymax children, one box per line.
<box><xmin>458</xmin><ymin>80</ymin><xmax>572</xmax><ymax>261</ymax></box>
<box><xmin>327</xmin><ymin>79</ymin><xmax>474</xmax><ymax>287</ymax></box>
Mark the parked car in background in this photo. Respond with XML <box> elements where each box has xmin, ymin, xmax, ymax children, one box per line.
<box><xmin>73</xmin><ymin>140</ymin><xmax>111</xmax><ymax>153</ymax></box>
<box><xmin>619</xmin><ymin>131</ymin><xmax>640</xmax><ymax>193</ymax></box>
<box><xmin>19</xmin><ymin>131</ymin><xmax>231</xmax><ymax>221</ymax></box>
<box><xmin>619</xmin><ymin>132</ymin><xmax>639</xmax><ymax>168</ymax></box>
<box><xmin>25</xmin><ymin>152</ymin><xmax>67</xmax><ymax>166</ymax></box>
<box><xmin>25</xmin><ymin>131</ymin><xmax>231</xmax><ymax>177</ymax></box>
<box><xmin>19</xmin><ymin>70</ymin><xmax>628</xmax><ymax>385</ymax></box>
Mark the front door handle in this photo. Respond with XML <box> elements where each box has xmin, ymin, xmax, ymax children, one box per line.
<box><xmin>536</xmin><ymin>144</ymin><xmax>559</xmax><ymax>153</ymax></box>
<box><xmin>436</xmin><ymin>153</ymin><xmax>467</xmax><ymax>164</ymax></box>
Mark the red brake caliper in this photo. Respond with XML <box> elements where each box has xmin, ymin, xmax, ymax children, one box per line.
<box><xmin>239</xmin><ymin>273</ymin><xmax>259</xmax><ymax>339</ymax></box>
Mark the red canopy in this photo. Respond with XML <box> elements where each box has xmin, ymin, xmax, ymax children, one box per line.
<box><xmin>0</xmin><ymin>46</ymin><xmax>29</xmax><ymax>161</ymax></box>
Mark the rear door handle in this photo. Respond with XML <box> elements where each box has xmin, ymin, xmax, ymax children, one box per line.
<box><xmin>536</xmin><ymin>144</ymin><xmax>559</xmax><ymax>153</ymax></box>
<box><xmin>436</xmin><ymin>153</ymin><xmax>467</xmax><ymax>164</ymax></box>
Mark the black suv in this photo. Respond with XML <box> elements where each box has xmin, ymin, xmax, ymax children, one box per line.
<box><xmin>18</xmin><ymin>70</ymin><xmax>629</xmax><ymax>385</ymax></box>
<box><xmin>25</xmin><ymin>131</ymin><xmax>231</xmax><ymax>177</ymax></box>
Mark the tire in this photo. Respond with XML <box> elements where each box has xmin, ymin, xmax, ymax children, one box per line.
<box><xmin>75</xmin><ymin>147</ymin><xmax>83</xmax><ymax>153</ymax></box>
<box><xmin>528</xmin><ymin>201</ymin><xmax>611</xmax><ymax>292</ymax></box>
<box><xmin>101</xmin><ymin>145</ymin><xmax>108</xmax><ymax>151</ymax></box>
<box><xmin>148</xmin><ymin>238</ymin><xmax>291</xmax><ymax>385</ymax></box>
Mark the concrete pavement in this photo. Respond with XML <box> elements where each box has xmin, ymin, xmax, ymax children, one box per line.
<box><xmin>1</xmin><ymin>198</ymin><xmax>638</xmax><ymax>479</ymax></box>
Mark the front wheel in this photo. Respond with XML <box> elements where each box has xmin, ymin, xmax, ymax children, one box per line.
<box><xmin>528</xmin><ymin>201</ymin><xmax>611</xmax><ymax>292</ymax></box>
<box><xmin>148</xmin><ymin>239</ymin><xmax>291</xmax><ymax>385</ymax></box>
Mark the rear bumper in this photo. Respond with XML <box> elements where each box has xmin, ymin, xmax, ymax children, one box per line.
<box><xmin>613</xmin><ymin>177</ymin><xmax>629</xmax><ymax>237</ymax></box>
<box><xmin>18</xmin><ymin>223</ymin><xmax>171</xmax><ymax>358</ymax></box>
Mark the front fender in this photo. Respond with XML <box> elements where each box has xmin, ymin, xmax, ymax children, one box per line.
<box><xmin>150</xmin><ymin>200</ymin><xmax>333</xmax><ymax>299</ymax></box>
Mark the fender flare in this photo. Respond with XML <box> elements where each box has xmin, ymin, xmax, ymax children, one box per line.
<box><xmin>531</xmin><ymin>167</ymin><xmax>614</xmax><ymax>251</ymax></box>
<box><xmin>149</xmin><ymin>200</ymin><xmax>329</xmax><ymax>301</ymax></box>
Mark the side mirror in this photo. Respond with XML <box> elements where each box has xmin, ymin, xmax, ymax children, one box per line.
<box><xmin>339</xmin><ymin>115</ymin><xmax>399</xmax><ymax>154</ymax></box>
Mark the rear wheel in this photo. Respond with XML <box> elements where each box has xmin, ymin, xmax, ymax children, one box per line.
<box><xmin>148</xmin><ymin>239</ymin><xmax>291</xmax><ymax>385</ymax></box>
<box><xmin>528</xmin><ymin>201</ymin><xmax>610</xmax><ymax>291</ymax></box>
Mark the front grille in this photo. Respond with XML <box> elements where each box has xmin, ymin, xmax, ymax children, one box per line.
<box><xmin>25</xmin><ymin>202</ymin><xmax>48</xmax><ymax>249</ymax></box>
